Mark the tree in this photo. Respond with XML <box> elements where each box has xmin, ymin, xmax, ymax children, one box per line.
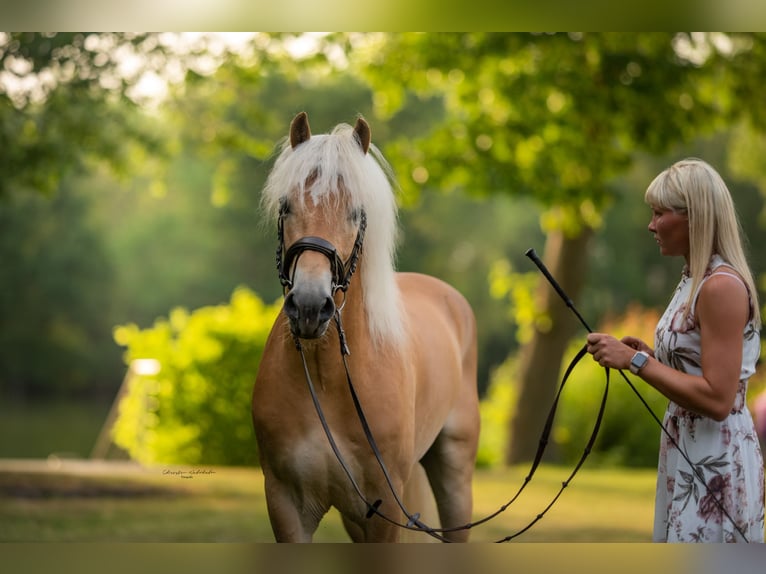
<box><xmin>0</xmin><ymin>33</ymin><xmax>179</xmax><ymax>199</ymax></box>
<box><xmin>0</xmin><ymin>182</ymin><xmax>118</xmax><ymax>397</ymax></box>
<box><xmin>0</xmin><ymin>33</ymin><xmax>171</xmax><ymax>397</ymax></box>
<box><xmin>0</xmin><ymin>32</ymin><xmax>269</xmax><ymax>397</ymax></box>
<box><xmin>350</xmin><ymin>32</ymin><xmax>766</xmax><ymax>462</ymax></box>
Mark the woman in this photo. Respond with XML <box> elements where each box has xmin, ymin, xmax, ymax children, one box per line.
<box><xmin>586</xmin><ymin>158</ymin><xmax>764</xmax><ymax>543</ymax></box>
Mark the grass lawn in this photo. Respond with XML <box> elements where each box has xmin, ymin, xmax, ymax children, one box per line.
<box><xmin>0</xmin><ymin>459</ymin><xmax>657</xmax><ymax>542</ymax></box>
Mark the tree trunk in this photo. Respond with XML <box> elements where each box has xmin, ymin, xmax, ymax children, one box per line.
<box><xmin>506</xmin><ymin>227</ymin><xmax>592</xmax><ymax>464</ymax></box>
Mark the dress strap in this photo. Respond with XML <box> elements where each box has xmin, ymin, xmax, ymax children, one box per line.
<box><xmin>710</xmin><ymin>270</ymin><xmax>747</xmax><ymax>287</ymax></box>
<box><xmin>691</xmin><ymin>268</ymin><xmax>753</xmax><ymax>322</ymax></box>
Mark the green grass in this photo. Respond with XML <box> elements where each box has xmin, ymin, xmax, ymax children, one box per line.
<box><xmin>0</xmin><ymin>398</ymin><xmax>659</xmax><ymax>542</ymax></box>
<box><xmin>0</xmin><ymin>460</ymin><xmax>657</xmax><ymax>542</ymax></box>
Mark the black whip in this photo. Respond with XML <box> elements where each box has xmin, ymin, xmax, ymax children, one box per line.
<box><xmin>525</xmin><ymin>248</ymin><xmax>593</xmax><ymax>333</ymax></box>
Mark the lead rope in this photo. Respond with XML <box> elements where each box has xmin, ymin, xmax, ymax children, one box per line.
<box><xmin>493</xmin><ymin>345</ymin><xmax>609</xmax><ymax>541</ymax></box>
<box><xmin>346</xmin><ymin>335</ymin><xmax>609</xmax><ymax>540</ymax></box>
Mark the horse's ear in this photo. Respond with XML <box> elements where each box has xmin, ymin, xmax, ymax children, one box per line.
<box><xmin>290</xmin><ymin>112</ymin><xmax>311</xmax><ymax>148</ymax></box>
<box><xmin>353</xmin><ymin>117</ymin><xmax>371</xmax><ymax>155</ymax></box>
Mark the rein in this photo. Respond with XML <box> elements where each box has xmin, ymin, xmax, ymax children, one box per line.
<box><xmin>275</xmin><ymin>214</ymin><xmax>748</xmax><ymax>542</ymax></box>
<box><xmin>292</xmin><ymin>326</ymin><xmax>450</xmax><ymax>542</ymax></box>
<box><xmin>276</xmin><ymin>212</ymin><xmax>609</xmax><ymax>541</ymax></box>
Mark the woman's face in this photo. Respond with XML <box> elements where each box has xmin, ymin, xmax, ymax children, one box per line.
<box><xmin>648</xmin><ymin>206</ymin><xmax>690</xmax><ymax>259</ymax></box>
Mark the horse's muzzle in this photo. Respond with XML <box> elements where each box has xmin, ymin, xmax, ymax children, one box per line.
<box><xmin>283</xmin><ymin>289</ymin><xmax>336</xmax><ymax>339</ymax></box>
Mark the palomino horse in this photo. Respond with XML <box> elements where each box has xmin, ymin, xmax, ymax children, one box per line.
<box><xmin>252</xmin><ymin>112</ymin><xmax>480</xmax><ymax>542</ymax></box>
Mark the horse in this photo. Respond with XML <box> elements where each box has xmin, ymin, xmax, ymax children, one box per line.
<box><xmin>252</xmin><ymin>112</ymin><xmax>480</xmax><ymax>542</ymax></box>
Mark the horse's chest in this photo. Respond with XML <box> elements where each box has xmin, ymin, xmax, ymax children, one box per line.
<box><xmin>289</xmin><ymin>430</ymin><xmax>333</xmax><ymax>474</ymax></box>
<box><xmin>277</xmin><ymin>426</ymin><xmax>358</xmax><ymax>487</ymax></box>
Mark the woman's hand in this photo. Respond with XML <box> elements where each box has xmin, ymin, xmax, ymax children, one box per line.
<box><xmin>586</xmin><ymin>333</ymin><xmax>648</xmax><ymax>370</ymax></box>
<box><xmin>620</xmin><ymin>336</ymin><xmax>654</xmax><ymax>357</ymax></box>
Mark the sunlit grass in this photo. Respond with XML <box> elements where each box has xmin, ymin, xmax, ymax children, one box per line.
<box><xmin>469</xmin><ymin>465</ymin><xmax>656</xmax><ymax>542</ymax></box>
<box><xmin>0</xmin><ymin>460</ymin><xmax>657</xmax><ymax>542</ymax></box>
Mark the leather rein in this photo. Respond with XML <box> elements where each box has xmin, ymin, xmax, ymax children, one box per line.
<box><xmin>274</xmin><ymin>211</ymin><xmax>610</xmax><ymax>542</ymax></box>
<box><xmin>272</xmin><ymin>210</ymin><xmax>750</xmax><ymax>542</ymax></box>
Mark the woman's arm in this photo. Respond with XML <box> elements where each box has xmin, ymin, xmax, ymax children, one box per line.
<box><xmin>586</xmin><ymin>273</ymin><xmax>749</xmax><ymax>421</ymax></box>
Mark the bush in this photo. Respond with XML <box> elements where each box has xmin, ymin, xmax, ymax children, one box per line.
<box><xmin>111</xmin><ymin>287</ymin><xmax>281</xmax><ymax>466</ymax></box>
<box><xmin>480</xmin><ymin>304</ymin><xmax>668</xmax><ymax>468</ymax></box>
<box><xmin>477</xmin><ymin>358</ymin><xmax>518</xmax><ymax>468</ymax></box>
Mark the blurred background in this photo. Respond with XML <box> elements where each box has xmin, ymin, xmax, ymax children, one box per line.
<box><xmin>3</xmin><ymin>32</ymin><xmax>766</xmax><ymax>474</ymax></box>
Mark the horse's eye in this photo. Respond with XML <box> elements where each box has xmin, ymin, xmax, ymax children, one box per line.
<box><xmin>279</xmin><ymin>197</ymin><xmax>291</xmax><ymax>216</ymax></box>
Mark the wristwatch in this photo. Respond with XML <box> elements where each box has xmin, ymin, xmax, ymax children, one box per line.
<box><xmin>629</xmin><ymin>351</ymin><xmax>650</xmax><ymax>375</ymax></box>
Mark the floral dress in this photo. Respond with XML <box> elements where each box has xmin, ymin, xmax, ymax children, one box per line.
<box><xmin>653</xmin><ymin>255</ymin><xmax>765</xmax><ymax>543</ymax></box>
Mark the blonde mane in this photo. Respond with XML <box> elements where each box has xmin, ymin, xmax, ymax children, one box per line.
<box><xmin>261</xmin><ymin>122</ymin><xmax>405</xmax><ymax>347</ymax></box>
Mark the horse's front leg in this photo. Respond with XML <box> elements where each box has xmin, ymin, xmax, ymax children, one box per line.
<box><xmin>262</xmin><ymin>469</ymin><xmax>326</xmax><ymax>542</ymax></box>
<box><xmin>340</xmin><ymin>498</ymin><xmax>403</xmax><ymax>542</ymax></box>
<box><xmin>337</xmin><ymin>475</ymin><xmax>408</xmax><ymax>542</ymax></box>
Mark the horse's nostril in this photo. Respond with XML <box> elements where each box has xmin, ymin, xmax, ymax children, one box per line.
<box><xmin>283</xmin><ymin>292</ymin><xmax>299</xmax><ymax>320</ymax></box>
<box><xmin>318</xmin><ymin>296</ymin><xmax>336</xmax><ymax>323</ymax></box>
<box><xmin>284</xmin><ymin>291</ymin><xmax>333</xmax><ymax>329</ymax></box>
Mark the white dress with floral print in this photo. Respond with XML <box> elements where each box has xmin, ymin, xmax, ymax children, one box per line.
<box><xmin>653</xmin><ymin>255</ymin><xmax>765</xmax><ymax>543</ymax></box>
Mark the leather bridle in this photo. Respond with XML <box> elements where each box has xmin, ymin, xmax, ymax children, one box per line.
<box><xmin>276</xmin><ymin>198</ymin><xmax>366</xmax><ymax>296</ymax></box>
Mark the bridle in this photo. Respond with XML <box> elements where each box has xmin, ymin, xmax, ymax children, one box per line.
<box><xmin>276</xmin><ymin>198</ymin><xmax>367</xmax><ymax>296</ymax></box>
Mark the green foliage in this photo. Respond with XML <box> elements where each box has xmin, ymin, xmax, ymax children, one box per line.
<box><xmin>480</xmin><ymin>304</ymin><xmax>667</xmax><ymax>468</ymax></box>
<box><xmin>488</xmin><ymin>258</ymin><xmax>545</xmax><ymax>345</ymax></box>
<box><xmin>0</xmin><ymin>183</ymin><xmax>119</xmax><ymax>397</ymax></box>
<box><xmin>111</xmin><ymin>287</ymin><xmax>281</xmax><ymax>466</ymax></box>
<box><xmin>0</xmin><ymin>33</ymin><xmax>171</xmax><ymax>199</ymax></box>
<box><xmin>477</xmin><ymin>358</ymin><xmax>518</xmax><ymax>468</ymax></box>
<box><xmin>357</xmin><ymin>33</ymin><xmax>738</xmax><ymax>209</ymax></box>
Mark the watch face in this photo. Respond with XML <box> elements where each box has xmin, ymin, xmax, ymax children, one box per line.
<box><xmin>632</xmin><ymin>352</ymin><xmax>648</xmax><ymax>369</ymax></box>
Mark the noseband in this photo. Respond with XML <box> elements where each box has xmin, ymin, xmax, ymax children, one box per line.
<box><xmin>275</xmin><ymin>200</ymin><xmax>367</xmax><ymax>295</ymax></box>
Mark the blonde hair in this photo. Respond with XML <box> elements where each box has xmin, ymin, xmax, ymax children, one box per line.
<box><xmin>645</xmin><ymin>158</ymin><xmax>761</xmax><ymax>328</ymax></box>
